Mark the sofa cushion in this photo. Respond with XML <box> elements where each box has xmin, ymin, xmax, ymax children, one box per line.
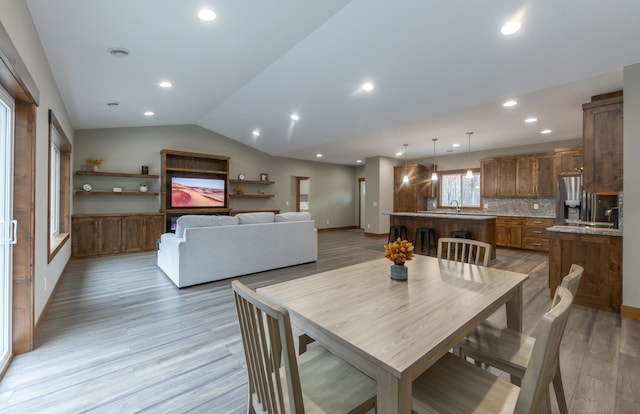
<box><xmin>275</xmin><ymin>212</ymin><xmax>312</xmax><ymax>222</ymax></box>
<box><xmin>175</xmin><ymin>215</ymin><xmax>238</xmax><ymax>238</ymax></box>
<box><xmin>236</xmin><ymin>212</ymin><xmax>275</xmax><ymax>224</ymax></box>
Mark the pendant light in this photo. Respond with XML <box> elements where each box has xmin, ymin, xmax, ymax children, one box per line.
<box><xmin>466</xmin><ymin>132</ymin><xmax>474</xmax><ymax>179</ymax></box>
<box><xmin>402</xmin><ymin>144</ymin><xmax>409</xmax><ymax>183</ymax></box>
<box><xmin>431</xmin><ymin>138</ymin><xmax>438</xmax><ymax>181</ymax></box>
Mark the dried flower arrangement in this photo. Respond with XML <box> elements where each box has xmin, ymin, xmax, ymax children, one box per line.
<box><xmin>384</xmin><ymin>238</ymin><xmax>414</xmax><ymax>265</ymax></box>
<box><xmin>85</xmin><ymin>157</ymin><xmax>103</xmax><ymax>166</ymax></box>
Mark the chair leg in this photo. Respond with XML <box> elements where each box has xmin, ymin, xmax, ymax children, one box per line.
<box><xmin>552</xmin><ymin>368</ymin><xmax>569</xmax><ymax>414</ymax></box>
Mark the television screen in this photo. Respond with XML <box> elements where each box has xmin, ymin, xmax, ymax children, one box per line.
<box><xmin>171</xmin><ymin>177</ymin><xmax>226</xmax><ymax>208</ymax></box>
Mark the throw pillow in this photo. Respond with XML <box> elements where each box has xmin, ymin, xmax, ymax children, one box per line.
<box><xmin>236</xmin><ymin>212</ymin><xmax>275</xmax><ymax>224</ymax></box>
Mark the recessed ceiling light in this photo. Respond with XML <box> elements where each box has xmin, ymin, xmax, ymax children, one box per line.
<box><xmin>198</xmin><ymin>9</ymin><xmax>217</xmax><ymax>21</ymax></box>
<box><xmin>144</xmin><ymin>111</ymin><xmax>154</xmax><ymax>116</ymax></box>
<box><xmin>525</xmin><ymin>117</ymin><xmax>538</xmax><ymax>123</ymax></box>
<box><xmin>356</xmin><ymin>160</ymin><xmax>363</xmax><ymax>163</ymax></box>
<box><xmin>362</xmin><ymin>82</ymin><xmax>374</xmax><ymax>91</ymax></box>
<box><xmin>159</xmin><ymin>81</ymin><xmax>172</xmax><ymax>88</ymax></box>
<box><xmin>316</xmin><ymin>154</ymin><xmax>323</xmax><ymax>158</ymax></box>
<box><xmin>541</xmin><ymin>129</ymin><xmax>552</xmax><ymax>134</ymax></box>
<box><xmin>501</xmin><ymin>20</ymin><xmax>521</xmax><ymax>35</ymax></box>
<box><xmin>452</xmin><ymin>143</ymin><xmax>460</xmax><ymax>148</ymax></box>
<box><xmin>252</xmin><ymin>129</ymin><xmax>260</xmax><ymax>137</ymax></box>
<box><xmin>108</xmin><ymin>47</ymin><xmax>129</xmax><ymax>57</ymax></box>
<box><xmin>395</xmin><ymin>151</ymin><xmax>403</xmax><ymax>157</ymax></box>
<box><xmin>290</xmin><ymin>113</ymin><xmax>300</xmax><ymax>121</ymax></box>
<box><xmin>503</xmin><ymin>99</ymin><xmax>518</xmax><ymax>107</ymax></box>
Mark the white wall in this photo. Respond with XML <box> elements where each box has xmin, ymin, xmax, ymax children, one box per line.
<box><xmin>74</xmin><ymin>125</ymin><xmax>359</xmax><ymax>229</ymax></box>
<box><xmin>623</xmin><ymin>63</ymin><xmax>640</xmax><ymax>309</ymax></box>
<box><xmin>0</xmin><ymin>0</ymin><xmax>75</xmax><ymax>321</ymax></box>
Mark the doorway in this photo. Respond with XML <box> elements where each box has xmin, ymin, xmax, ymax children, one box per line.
<box><xmin>295</xmin><ymin>177</ymin><xmax>310</xmax><ymax>212</ymax></box>
<box><xmin>0</xmin><ymin>85</ymin><xmax>15</xmax><ymax>373</ymax></box>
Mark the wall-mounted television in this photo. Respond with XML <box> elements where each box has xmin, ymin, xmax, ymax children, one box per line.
<box><xmin>171</xmin><ymin>176</ymin><xmax>226</xmax><ymax>208</ymax></box>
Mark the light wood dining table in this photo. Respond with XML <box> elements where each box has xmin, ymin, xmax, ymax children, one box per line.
<box><xmin>257</xmin><ymin>255</ymin><xmax>528</xmax><ymax>414</ymax></box>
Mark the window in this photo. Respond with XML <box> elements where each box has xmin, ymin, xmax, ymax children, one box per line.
<box><xmin>50</xmin><ymin>144</ymin><xmax>60</xmax><ymax>237</ymax></box>
<box><xmin>438</xmin><ymin>169</ymin><xmax>481</xmax><ymax>209</ymax></box>
<box><xmin>48</xmin><ymin>110</ymin><xmax>71</xmax><ymax>262</ymax></box>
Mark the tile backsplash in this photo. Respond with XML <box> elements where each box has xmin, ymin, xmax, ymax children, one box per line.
<box><xmin>426</xmin><ymin>197</ymin><xmax>556</xmax><ymax>218</ymax></box>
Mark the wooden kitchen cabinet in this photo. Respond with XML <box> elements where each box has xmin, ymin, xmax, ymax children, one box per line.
<box><xmin>393</xmin><ymin>164</ymin><xmax>431</xmax><ymax>212</ymax></box>
<box><xmin>583</xmin><ymin>93</ymin><xmax>623</xmax><ymax>193</ymax></box>
<box><xmin>495</xmin><ymin>216</ymin><xmax>522</xmax><ymax>248</ymax></box>
<box><xmin>555</xmin><ymin>147</ymin><xmax>583</xmax><ymax>176</ymax></box>
<box><xmin>549</xmin><ymin>231</ymin><xmax>622</xmax><ymax>313</ymax></box>
<box><xmin>521</xmin><ymin>217</ymin><xmax>554</xmax><ymax>251</ymax></box>
<box><xmin>72</xmin><ymin>213</ymin><xmax>163</xmax><ymax>257</ymax></box>
<box><xmin>516</xmin><ymin>154</ymin><xmax>555</xmax><ymax>197</ymax></box>
<box><xmin>481</xmin><ymin>158</ymin><xmax>516</xmax><ymax>197</ymax></box>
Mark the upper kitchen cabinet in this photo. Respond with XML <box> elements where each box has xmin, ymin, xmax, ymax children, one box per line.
<box><xmin>516</xmin><ymin>154</ymin><xmax>555</xmax><ymax>197</ymax></box>
<box><xmin>555</xmin><ymin>147</ymin><xmax>583</xmax><ymax>176</ymax></box>
<box><xmin>481</xmin><ymin>157</ymin><xmax>516</xmax><ymax>197</ymax></box>
<box><xmin>583</xmin><ymin>92</ymin><xmax>623</xmax><ymax>193</ymax></box>
<box><xmin>393</xmin><ymin>164</ymin><xmax>431</xmax><ymax>212</ymax></box>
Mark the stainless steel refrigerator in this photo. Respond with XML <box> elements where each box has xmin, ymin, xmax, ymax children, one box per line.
<box><xmin>557</xmin><ymin>175</ymin><xmax>618</xmax><ymax>225</ymax></box>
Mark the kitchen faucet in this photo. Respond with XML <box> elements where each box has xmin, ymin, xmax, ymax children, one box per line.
<box><xmin>450</xmin><ymin>200</ymin><xmax>461</xmax><ymax>213</ymax></box>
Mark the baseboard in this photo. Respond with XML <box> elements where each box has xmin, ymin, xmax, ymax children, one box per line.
<box><xmin>364</xmin><ymin>232</ymin><xmax>388</xmax><ymax>238</ymax></box>
<box><xmin>621</xmin><ymin>305</ymin><xmax>640</xmax><ymax>320</ymax></box>
<box><xmin>34</xmin><ymin>258</ymin><xmax>71</xmax><ymax>340</ymax></box>
<box><xmin>317</xmin><ymin>226</ymin><xmax>358</xmax><ymax>233</ymax></box>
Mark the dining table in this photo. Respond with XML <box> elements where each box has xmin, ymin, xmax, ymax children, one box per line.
<box><xmin>257</xmin><ymin>255</ymin><xmax>529</xmax><ymax>414</ymax></box>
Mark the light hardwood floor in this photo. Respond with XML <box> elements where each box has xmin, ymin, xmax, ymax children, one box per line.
<box><xmin>0</xmin><ymin>230</ymin><xmax>638</xmax><ymax>413</ymax></box>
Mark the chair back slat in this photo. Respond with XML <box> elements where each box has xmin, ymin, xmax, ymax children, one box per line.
<box><xmin>233</xmin><ymin>280</ymin><xmax>305</xmax><ymax>413</ymax></box>
<box><xmin>515</xmin><ymin>286</ymin><xmax>574</xmax><ymax>413</ymax></box>
<box><xmin>437</xmin><ymin>237</ymin><xmax>492</xmax><ymax>266</ymax></box>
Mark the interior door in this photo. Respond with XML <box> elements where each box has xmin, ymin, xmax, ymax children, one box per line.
<box><xmin>0</xmin><ymin>85</ymin><xmax>15</xmax><ymax>372</ymax></box>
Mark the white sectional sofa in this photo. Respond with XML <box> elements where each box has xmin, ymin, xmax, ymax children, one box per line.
<box><xmin>157</xmin><ymin>212</ymin><xmax>318</xmax><ymax>287</ymax></box>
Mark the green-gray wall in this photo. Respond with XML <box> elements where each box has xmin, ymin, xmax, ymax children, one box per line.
<box><xmin>624</xmin><ymin>63</ymin><xmax>640</xmax><ymax>309</ymax></box>
<box><xmin>73</xmin><ymin>125</ymin><xmax>359</xmax><ymax>230</ymax></box>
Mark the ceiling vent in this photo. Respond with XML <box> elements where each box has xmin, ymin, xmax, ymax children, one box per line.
<box><xmin>108</xmin><ymin>47</ymin><xmax>129</xmax><ymax>57</ymax></box>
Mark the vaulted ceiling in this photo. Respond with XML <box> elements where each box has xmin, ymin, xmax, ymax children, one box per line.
<box><xmin>27</xmin><ymin>0</ymin><xmax>640</xmax><ymax>164</ymax></box>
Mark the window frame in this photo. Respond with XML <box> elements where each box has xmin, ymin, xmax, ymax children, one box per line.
<box><xmin>47</xmin><ymin>110</ymin><xmax>71</xmax><ymax>263</ymax></box>
<box><xmin>437</xmin><ymin>168</ymin><xmax>483</xmax><ymax>211</ymax></box>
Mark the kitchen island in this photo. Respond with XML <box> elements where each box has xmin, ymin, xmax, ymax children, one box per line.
<box><xmin>548</xmin><ymin>224</ymin><xmax>622</xmax><ymax>313</ymax></box>
<box><xmin>387</xmin><ymin>212</ymin><xmax>497</xmax><ymax>259</ymax></box>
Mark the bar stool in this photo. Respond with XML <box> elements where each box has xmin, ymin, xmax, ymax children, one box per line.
<box><xmin>451</xmin><ymin>230</ymin><xmax>472</xmax><ymax>239</ymax></box>
<box><xmin>451</xmin><ymin>230</ymin><xmax>473</xmax><ymax>260</ymax></box>
<box><xmin>388</xmin><ymin>225</ymin><xmax>408</xmax><ymax>242</ymax></box>
<box><xmin>414</xmin><ymin>227</ymin><xmax>437</xmax><ymax>256</ymax></box>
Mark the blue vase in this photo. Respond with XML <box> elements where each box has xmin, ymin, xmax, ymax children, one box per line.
<box><xmin>390</xmin><ymin>263</ymin><xmax>408</xmax><ymax>281</ymax></box>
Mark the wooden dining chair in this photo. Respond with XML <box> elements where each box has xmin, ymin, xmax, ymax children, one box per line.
<box><xmin>458</xmin><ymin>264</ymin><xmax>584</xmax><ymax>414</ymax></box>
<box><xmin>231</xmin><ymin>280</ymin><xmax>376</xmax><ymax>414</ymax></box>
<box><xmin>413</xmin><ymin>285</ymin><xmax>574</xmax><ymax>414</ymax></box>
<box><xmin>437</xmin><ymin>237</ymin><xmax>492</xmax><ymax>266</ymax></box>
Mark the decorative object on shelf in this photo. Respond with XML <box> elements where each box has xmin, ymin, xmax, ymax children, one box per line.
<box><xmin>259</xmin><ymin>189</ymin><xmax>265</xmax><ymax>195</ymax></box>
<box><xmin>238</xmin><ymin>173</ymin><xmax>245</xmax><ymax>180</ymax></box>
<box><xmin>141</xmin><ymin>165</ymin><xmax>149</xmax><ymax>175</ymax></box>
<box><xmin>85</xmin><ymin>157</ymin><xmax>103</xmax><ymax>172</ymax></box>
<box><xmin>235</xmin><ymin>185</ymin><xmax>244</xmax><ymax>195</ymax></box>
<box><xmin>139</xmin><ymin>182</ymin><xmax>148</xmax><ymax>192</ymax></box>
<box><xmin>260</xmin><ymin>173</ymin><xmax>269</xmax><ymax>181</ymax></box>
<box><xmin>113</xmin><ymin>187</ymin><xmax>122</xmax><ymax>192</ymax></box>
<box><xmin>82</xmin><ymin>183</ymin><xmax>92</xmax><ymax>192</ymax></box>
<box><xmin>384</xmin><ymin>238</ymin><xmax>414</xmax><ymax>281</ymax></box>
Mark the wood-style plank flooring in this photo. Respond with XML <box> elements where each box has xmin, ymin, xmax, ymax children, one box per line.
<box><xmin>0</xmin><ymin>230</ymin><xmax>639</xmax><ymax>413</ymax></box>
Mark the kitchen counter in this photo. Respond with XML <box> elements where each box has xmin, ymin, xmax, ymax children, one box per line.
<box><xmin>387</xmin><ymin>212</ymin><xmax>496</xmax><ymax>259</ymax></box>
<box><xmin>416</xmin><ymin>210</ymin><xmax>555</xmax><ymax>219</ymax></box>
<box><xmin>390</xmin><ymin>212</ymin><xmax>496</xmax><ymax>220</ymax></box>
<box><xmin>547</xmin><ymin>225</ymin><xmax>622</xmax><ymax>237</ymax></box>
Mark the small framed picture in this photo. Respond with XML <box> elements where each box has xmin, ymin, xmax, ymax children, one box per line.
<box><xmin>260</xmin><ymin>173</ymin><xmax>269</xmax><ymax>181</ymax></box>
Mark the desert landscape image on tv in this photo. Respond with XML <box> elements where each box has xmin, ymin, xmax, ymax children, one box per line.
<box><xmin>171</xmin><ymin>177</ymin><xmax>225</xmax><ymax>207</ymax></box>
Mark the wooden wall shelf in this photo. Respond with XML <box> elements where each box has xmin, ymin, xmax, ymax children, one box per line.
<box><xmin>75</xmin><ymin>191</ymin><xmax>159</xmax><ymax>196</ymax></box>
<box><xmin>229</xmin><ymin>193</ymin><xmax>274</xmax><ymax>198</ymax></box>
<box><xmin>229</xmin><ymin>179</ymin><xmax>274</xmax><ymax>185</ymax></box>
<box><xmin>75</xmin><ymin>170</ymin><xmax>159</xmax><ymax>179</ymax></box>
